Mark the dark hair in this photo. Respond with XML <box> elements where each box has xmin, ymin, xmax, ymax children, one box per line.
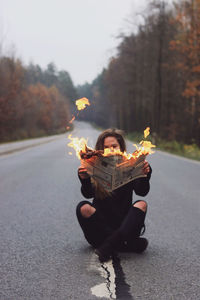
<box><xmin>95</xmin><ymin>128</ymin><xmax>126</xmax><ymax>152</ymax></box>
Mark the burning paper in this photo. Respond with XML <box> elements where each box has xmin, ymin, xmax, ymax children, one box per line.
<box><xmin>67</xmin><ymin>127</ymin><xmax>155</xmax><ymax>191</ymax></box>
<box><xmin>66</xmin><ymin>97</ymin><xmax>90</xmax><ymax>130</ymax></box>
<box><xmin>76</xmin><ymin>97</ymin><xmax>90</xmax><ymax>111</ymax></box>
<box><xmin>81</xmin><ymin>152</ymin><xmax>147</xmax><ymax>191</ymax></box>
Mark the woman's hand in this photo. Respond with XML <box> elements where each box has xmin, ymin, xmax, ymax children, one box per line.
<box><xmin>143</xmin><ymin>160</ymin><xmax>150</xmax><ymax>175</ymax></box>
<box><xmin>78</xmin><ymin>160</ymin><xmax>90</xmax><ymax>179</ymax></box>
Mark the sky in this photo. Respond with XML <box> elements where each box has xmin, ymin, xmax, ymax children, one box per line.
<box><xmin>0</xmin><ymin>0</ymin><xmax>149</xmax><ymax>86</ymax></box>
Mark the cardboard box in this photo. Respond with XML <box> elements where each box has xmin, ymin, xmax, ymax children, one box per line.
<box><xmin>82</xmin><ymin>154</ymin><xmax>147</xmax><ymax>191</ymax></box>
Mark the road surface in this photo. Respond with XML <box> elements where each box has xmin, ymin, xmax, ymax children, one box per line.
<box><xmin>0</xmin><ymin>122</ymin><xmax>199</xmax><ymax>300</ymax></box>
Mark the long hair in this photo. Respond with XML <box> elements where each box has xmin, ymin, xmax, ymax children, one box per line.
<box><xmin>92</xmin><ymin>128</ymin><xmax>126</xmax><ymax>199</ymax></box>
<box><xmin>95</xmin><ymin>128</ymin><xmax>126</xmax><ymax>152</ymax></box>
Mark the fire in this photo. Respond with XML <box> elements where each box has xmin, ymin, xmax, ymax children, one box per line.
<box><xmin>101</xmin><ymin>126</ymin><xmax>155</xmax><ymax>158</ymax></box>
<box><xmin>139</xmin><ymin>140</ymin><xmax>155</xmax><ymax>155</ymax></box>
<box><xmin>66</xmin><ymin>97</ymin><xmax>90</xmax><ymax>129</ymax></box>
<box><xmin>68</xmin><ymin>127</ymin><xmax>156</xmax><ymax>160</ymax></box>
<box><xmin>101</xmin><ymin>141</ymin><xmax>155</xmax><ymax>160</ymax></box>
<box><xmin>76</xmin><ymin>97</ymin><xmax>90</xmax><ymax>111</ymax></box>
<box><xmin>103</xmin><ymin>148</ymin><xmax>122</xmax><ymax>156</ymax></box>
<box><xmin>69</xmin><ymin>116</ymin><xmax>75</xmax><ymax>124</ymax></box>
<box><xmin>67</xmin><ymin>134</ymin><xmax>88</xmax><ymax>159</ymax></box>
<box><xmin>144</xmin><ymin>127</ymin><xmax>150</xmax><ymax>138</ymax></box>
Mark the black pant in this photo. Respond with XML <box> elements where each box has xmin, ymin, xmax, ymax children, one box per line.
<box><xmin>76</xmin><ymin>200</ymin><xmax>147</xmax><ymax>248</ymax></box>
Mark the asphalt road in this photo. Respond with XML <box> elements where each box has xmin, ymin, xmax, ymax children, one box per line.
<box><xmin>0</xmin><ymin>122</ymin><xmax>199</xmax><ymax>300</ymax></box>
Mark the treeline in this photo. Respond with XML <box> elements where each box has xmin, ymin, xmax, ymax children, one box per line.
<box><xmin>0</xmin><ymin>59</ymin><xmax>77</xmax><ymax>142</ymax></box>
<box><xmin>77</xmin><ymin>0</ymin><xmax>200</xmax><ymax>146</ymax></box>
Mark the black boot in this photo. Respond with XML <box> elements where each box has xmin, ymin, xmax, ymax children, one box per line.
<box><xmin>129</xmin><ymin>237</ymin><xmax>148</xmax><ymax>253</ymax></box>
<box><xmin>95</xmin><ymin>230</ymin><xmax>122</xmax><ymax>263</ymax></box>
<box><xmin>117</xmin><ymin>237</ymin><xmax>148</xmax><ymax>253</ymax></box>
<box><xmin>95</xmin><ymin>205</ymin><xmax>147</xmax><ymax>262</ymax></box>
<box><xmin>117</xmin><ymin>205</ymin><xmax>148</xmax><ymax>253</ymax></box>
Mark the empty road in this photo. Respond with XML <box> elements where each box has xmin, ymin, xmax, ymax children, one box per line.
<box><xmin>0</xmin><ymin>122</ymin><xmax>199</xmax><ymax>299</ymax></box>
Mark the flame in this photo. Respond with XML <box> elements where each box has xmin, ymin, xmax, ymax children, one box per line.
<box><xmin>66</xmin><ymin>98</ymin><xmax>90</xmax><ymax>128</ymax></box>
<box><xmin>67</xmin><ymin>134</ymin><xmax>88</xmax><ymax>159</ymax></box>
<box><xmin>102</xmin><ymin>141</ymin><xmax>155</xmax><ymax>160</ymax></box>
<box><xmin>139</xmin><ymin>140</ymin><xmax>156</xmax><ymax>155</ymax></box>
<box><xmin>69</xmin><ymin>116</ymin><xmax>75</xmax><ymax>124</ymax></box>
<box><xmin>76</xmin><ymin>97</ymin><xmax>90</xmax><ymax>111</ymax></box>
<box><xmin>144</xmin><ymin>127</ymin><xmax>150</xmax><ymax>138</ymax></box>
<box><xmin>68</xmin><ymin>127</ymin><xmax>156</xmax><ymax>161</ymax></box>
<box><xmin>103</xmin><ymin>148</ymin><xmax>122</xmax><ymax>156</ymax></box>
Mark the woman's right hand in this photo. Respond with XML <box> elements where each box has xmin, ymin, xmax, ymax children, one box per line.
<box><xmin>78</xmin><ymin>161</ymin><xmax>90</xmax><ymax>179</ymax></box>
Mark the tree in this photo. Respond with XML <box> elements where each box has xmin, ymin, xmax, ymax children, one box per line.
<box><xmin>57</xmin><ymin>70</ymin><xmax>77</xmax><ymax>102</ymax></box>
<box><xmin>43</xmin><ymin>62</ymin><xmax>58</xmax><ymax>87</ymax></box>
<box><xmin>25</xmin><ymin>63</ymin><xmax>43</xmax><ymax>85</ymax></box>
<box><xmin>0</xmin><ymin>56</ymin><xmax>72</xmax><ymax>141</ymax></box>
<box><xmin>0</xmin><ymin>57</ymin><xmax>25</xmax><ymax>141</ymax></box>
<box><xmin>170</xmin><ymin>0</ymin><xmax>200</xmax><ymax>144</ymax></box>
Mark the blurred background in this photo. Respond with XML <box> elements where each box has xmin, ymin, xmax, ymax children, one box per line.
<box><xmin>0</xmin><ymin>0</ymin><xmax>199</xmax><ymax>160</ymax></box>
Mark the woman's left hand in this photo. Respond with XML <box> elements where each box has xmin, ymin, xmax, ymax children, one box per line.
<box><xmin>143</xmin><ymin>160</ymin><xmax>150</xmax><ymax>175</ymax></box>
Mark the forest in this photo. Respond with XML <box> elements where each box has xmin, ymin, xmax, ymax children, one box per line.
<box><xmin>0</xmin><ymin>0</ymin><xmax>200</xmax><ymax>158</ymax></box>
<box><xmin>0</xmin><ymin>59</ymin><xmax>77</xmax><ymax>141</ymax></box>
<box><xmin>78</xmin><ymin>0</ymin><xmax>200</xmax><ymax>149</ymax></box>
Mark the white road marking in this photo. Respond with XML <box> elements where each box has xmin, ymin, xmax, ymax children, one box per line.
<box><xmin>89</xmin><ymin>253</ymin><xmax>116</xmax><ymax>299</ymax></box>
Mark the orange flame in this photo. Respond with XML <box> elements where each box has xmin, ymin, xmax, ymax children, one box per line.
<box><xmin>139</xmin><ymin>140</ymin><xmax>156</xmax><ymax>155</ymax></box>
<box><xmin>69</xmin><ymin>116</ymin><xmax>75</xmax><ymax>123</ymax></box>
<box><xmin>76</xmin><ymin>97</ymin><xmax>90</xmax><ymax>111</ymax></box>
<box><xmin>67</xmin><ymin>98</ymin><xmax>90</xmax><ymax>128</ymax></box>
<box><xmin>101</xmin><ymin>141</ymin><xmax>155</xmax><ymax>160</ymax></box>
<box><xmin>67</xmin><ymin>134</ymin><xmax>88</xmax><ymax>159</ymax></box>
<box><xmin>144</xmin><ymin>127</ymin><xmax>150</xmax><ymax>138</ymax></box>
<box><xmin>68</xmin><ymin>128</ymin><xmax>156</xmax><ymax>160</ymax></box>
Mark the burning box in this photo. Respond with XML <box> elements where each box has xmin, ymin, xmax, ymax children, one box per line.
<box><xmin>82</xmin><ymin>153</ymin><xmax>147</xmax><ymax>192</ymax></box>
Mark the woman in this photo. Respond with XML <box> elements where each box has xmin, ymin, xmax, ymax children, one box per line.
<box><xmin>76</xmin><ymin>128</ymin><xmax>152</xmax><ymax>262</ymax></box>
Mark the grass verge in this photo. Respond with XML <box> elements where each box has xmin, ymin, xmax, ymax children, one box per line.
<box><xmin>126</xmin><ymin>133</ymin><xmax>200</xmax><ymax>162</ymax></box>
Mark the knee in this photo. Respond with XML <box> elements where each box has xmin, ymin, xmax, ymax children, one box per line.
<box><xmin>133</xmin><ymin>200</ymin><xmax>147</xmax><ymax>212</ymax></box>
<box><xmin>80</xmin><ymin>204</ymin><xmax>96</xmax><ymax>218</ymax></box>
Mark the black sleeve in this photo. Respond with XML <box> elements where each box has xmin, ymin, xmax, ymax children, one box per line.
<box><xmin>131</xmin><ymin>166</ymin><xmax>152</xmax><ymax>197</ymax></box>
<box><xmin>78</xmin><ymin>172</ymin><xmax>95</xmax><ymax>199</ymax></box>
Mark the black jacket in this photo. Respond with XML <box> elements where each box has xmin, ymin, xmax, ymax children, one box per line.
<box><xmin>78</xmin><ymin>167</ymin><xmax>152</xmax><ymax>229</ymax></box>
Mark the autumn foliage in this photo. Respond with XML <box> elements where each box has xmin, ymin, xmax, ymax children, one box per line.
<box><xmin>78</xmin><ymin>0</ymin><xmax>200</xmax><ymax>146</ymax></box>
<box><xmin>170</xmin><ymin>0</ymin><xmax>200</xmax><ymax>142</ymax></box>
<box><xmin>0</xmin><ymin>58</ymin><xmax>73</xmax><ymax>142</ymax></box>
<box><xmin>1</xmin><ymin>0</ymin><xmax>199</xmax><ymax>147</ymax></box>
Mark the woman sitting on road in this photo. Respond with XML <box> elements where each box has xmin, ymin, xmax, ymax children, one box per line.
<box><xmin>76</xmin><ymin>128</ymin><xmax>152</xmax><ymax>263</ymax></box>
